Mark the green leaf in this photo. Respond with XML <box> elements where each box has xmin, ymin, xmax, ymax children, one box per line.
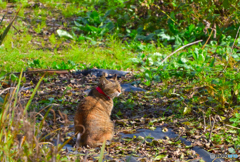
<box><xmin>157</xmin><ymin>30</ymin><xmax>171</xmax><ymax>41</ymax></box>
<box><xmin>154</xmin><ymin>154</ymin><xmax>167</xmax><ymax>160</ymax></box>
<box><xmin>149</xmin><ymin>126</ymin><xmax>156</xmax><ymax>130</ymax></box>
<box><xmin>57</xmin><ymin>29</ymin><xmax>73</xmax><ymax>39</ymax></box>
<box><xmin>0</xmin><ymin>14</ymin><xmax>5</xmax><ymax>25</ymax></box>
<box><xmin>10</xmin><ymin>74</ymin><xmax>18</xmax><ymax>81</ymax></box>
<box><xmin>180</xmin><ymin>57</ymin><xmax>188</xmax><ymax>64</ymax></box>
<box><xmin>24</xmin><ymin>74</ymin><xmax>44</xmax><ymax>114</ymax></box>
<box><xmin>117</xmin><ymin>110</ymin><xmax>123</xmax><ymax>116</ymax></box>
<box><xmin>223</xmin><ymin>0</ymin><xmax>230</xmax><ymax>8</ymax></box>
<box><xmin>209</xmin><ymin>57</ymin><xmax>215</xmax><ymax>67</ymax></box>
<box><xmin>228</xmin><ymin>147</ymin><xmax>236</xmax><ymax>154</ymax></box>
<box><xmin>236</xmin><ymin>113</ymin><xmax>240</xmax><ymax>118</ymax></box>
<box><xmin>183</xmin><ymin>106</ymin><xmax>192</xmax><ymax>115</ymax></box>
<box><xmin>131</xmin><ymin>58</ymin><xmax>140</xmax><ymax>63</ymax></box>
<box><xmin>98</xmin><ymin>140</ymin><xmax>106</xmax><ymax>162</ymax></box>
<box><xmin>0</xmin><ymin>97</ymin><xmax>3</xmax><ymax>103</ymax></box>
<box><xmin>74</xmin><ymin>21</ymin><xmax>83</xmax><ymax>27</ymax></box>
<box><xmin>0</xmin><ymin>7</ymin><xmax>21</xmax><ymax>45</ymax></box>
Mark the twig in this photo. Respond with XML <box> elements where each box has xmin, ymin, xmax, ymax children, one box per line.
<box><xmin>12</xmin><ymin>25</ymin><xmax>21</xmax><ymax>34</ymax></box>
<box><xmin>50</xmin><ymin>109</ymin><xmax>56</xmax><ymax>126</ymax></box>
<box><xmin>231</xmin><ymin>26</ymin><xmax>240</xmax><ymax>52</ymax></box>
<box><xmin>209</xmin><ymin>116</ymin><xmax>216</xmax><ymax>143</ymax></box>
<box><xmin>0</xmin><ymin>87</ymin><xmax>16</xmax><ymax>95</ymax></box>
<box><xmin>201</xmin><ymin>29</ymin><xmax>213</xmax><ymax>49</ymax></box>
<box><xmin>209</xmin><ymin>115</ymin><xmax>211</xmax><ymax>128</ymax></box>
<box><xmin>34</xmin><ymin>104</ymin><xmax>60</xmax><ymax>117</ymax></box>
<box><xmin>222</xmin><ymin>26</ymin><xmax>240</xmax><ymax>72</ymax></box>
<box><xmin>161</xmin><ymin>40</ymin><xmax>203</xmax><ymax>64</ymax></box>
<box><xmin>226</xmin><ymin>124</ymin><xmax>240</xmax><ymax>130</ymax></box>
<box><xmin>203</xmin><ymin>114</ymin><xmax>206</xmax><ymax>133</ymax></box>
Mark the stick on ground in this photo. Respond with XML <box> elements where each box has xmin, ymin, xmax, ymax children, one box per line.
<box><xmin>161</xmin><ymin>40</ymin><xmax>203</xmax><ymax>64</ymax></box>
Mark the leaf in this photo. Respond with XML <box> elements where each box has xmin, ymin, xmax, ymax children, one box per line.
<box><xmin>183</xmin><ymin>106</ymin><xmax>192</xmax><ymax>115</ymax></box>
<box><xmin>168</xmin><ymin>21</ymin><xmax>178</xmax><ymax>35</ymax></box>
<box><xmin>24</xmin><ymin>74</ymin><xmax>45</xmax><ymax>114</ymax></box>
<box><xmin>145</xmin><ymin>33</ymin><xmax>155</xmax><ymax>41</ymax></box>
<box><xmin>157</xmin><ymin>30</ymin><xmax>171</xmax><ymax>41</ymax></box>
<box><xmin>149</xmin><ymin>126</ymin><xmax>156</xmax><ymax>130</ymax></box>
<box><xmin>0</xmin><ymin>14</ymin><xmax>5</xmax><ymax>25</ymax></box>
<box><xmin>235</xmin><ymin>113</ymin><xmax>240</xmax><ymax>118</ymax></box>
<box><xmin>154</xmin><ymin>154</ymin><xmax>167</xmax><ymax>160</ymax></box>
<box><xmin>180</xmin><ymin>57</ymin><xmax>188</xmax><ymax>64</ymax></box>
<box><xmin>104</xmin><ymin>9</ymin><xmax>112</xmax><ymax>18</ymax></box>
<box><xmin>104</xmin><ymin>21</ymin><xmax>114</xmax><ymax>31</ymax></box>
<box><xmin>228</xmin><ymin>147</ymin><xmax>236</xmax><ymax>154</ymax></box>
<box><xmin>0</xmin><ymin>7</ymin><xmax>21</xmax><ymax>45</ymax></box>
<box><xmin>131</xmin><ymin>58</ymin><xmax>140</xmax><ymax>63</ymax></box>
<box><xmin>223</xmin><ymin>0</ymin><xmax>230</xmax><ymax>8</ymax></box>
<box><xmin>10</xmin><ymin>74</ymin><xmax>18</xmax><ymax>81</ymax></box>
<box><xmin>74</xmin><ymin>21</ymin><xmax>83</xmax><ymax>27</ymax></box>
<box><xmin>57</xmin><ymin>29</ymin><xmax>73</xmax><ymax>39</ymax></box>
<box><xmin>209</xmin><ymin>57</ymin><xmax>215</xmax><ymax>67</ymax></box>
<box><xmin>0</xmin><ymin>97</ymin><xmax>3</xmax><ymax>103</ymax></box>
<box><xmin>147</xmin><ymin>58</ymin><xmax>153</xmax><ymax>66</ymax></box>
<box><xmin>48</xmin><ymin>98</ymin><xmax>54</xmax><ymax>103</ymax></box>
<box><xmin>98</xmin><ymin>140</ymin><xmax>106</xmax><ymax>162</ymax></box>
<box><xmin>117</xmin><ymin>110</ymin><xmax>123</xmax><ymax>116</ymax></box>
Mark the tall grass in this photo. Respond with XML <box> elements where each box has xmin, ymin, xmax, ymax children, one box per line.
<box><xmin>0</xmin><ymin>71</ymin><xmax>68</xmax><ymax>161</ymax></box>
<box><xmin>0</xmin><ymin>70</ymin><xmax>107</xmax><ymax>161</ymax></box>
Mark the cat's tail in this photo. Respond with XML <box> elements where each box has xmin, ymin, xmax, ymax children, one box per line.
<box><xmin>75</xmin><ymin>124</ymin><xmax>85</xmax><ymax>147</ymax></box>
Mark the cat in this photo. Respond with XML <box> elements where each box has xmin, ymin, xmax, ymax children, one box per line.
<box><xmin>74</xmin><ymin>73</ymin><xmax>121</xmax><ymax>147</ymax></box>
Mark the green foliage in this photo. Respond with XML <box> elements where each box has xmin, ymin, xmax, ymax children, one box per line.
<box><xmin>230</xmin><ymin>113</ymin><xmax>240</xmax><ymax>127</ymax></box>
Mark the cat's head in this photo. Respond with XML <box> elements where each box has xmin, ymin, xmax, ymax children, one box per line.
<box><xmin>98</xmin><ymin>72</ymin><xmax>121</xmax><ymax>98</ymax></box>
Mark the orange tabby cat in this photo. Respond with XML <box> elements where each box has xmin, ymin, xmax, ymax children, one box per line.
<box><xmin>74</xmin><ymin>73</ymin><xmax>121</xmax><ymax>147</ymax></box>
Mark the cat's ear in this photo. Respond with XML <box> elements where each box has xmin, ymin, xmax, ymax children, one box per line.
<box><xmin>100</xmin><ymin>72</ymin><xmax>107</xmax><ymax>85</ymax></box>
<box><xmin>102</xmin><ymin>72</ymin><xmax>107</xmax><ymax>77</ymax></box>
<box><xmin>113</xmin><ymin>74</ymin><xmax>117</xmax><ymax>80</ymax></box>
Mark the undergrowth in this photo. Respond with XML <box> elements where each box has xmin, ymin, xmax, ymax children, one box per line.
<box><xmin>1</xmin><ymin>0</ymin><xmax>240</xmax><ymax>161</ymax></box>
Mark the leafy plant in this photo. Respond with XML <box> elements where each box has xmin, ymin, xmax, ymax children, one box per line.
<box><xmin>57</xmin><ymin>10</ymin><xmax>115</xmax><ymax>42</ymax></box>
<box><xmin>230</xmin><ymin>113</ymin><xmax>240</xmax><ymax>127</ymax></box>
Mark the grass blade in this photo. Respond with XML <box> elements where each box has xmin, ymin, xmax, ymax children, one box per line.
<box><xmin>0</xmin><ymin>14</ymin><xmax>5</xmax><ymax>25</ymax></box>
<box><xmin>98</xmin><ymin>140</ymin><xmax>106</xmax><ymax>162</ymax></box>
<box><xmin>24</xmin><ymin>74</ymin><xmax>45</xmax><ymax>115</ymax></box>
<box><xmin>13</xmin><ymin>69</ymin><xmax>23</xmax><ymax>107</ymax></box>
<box><xmin>0</xmin><ymin>7</ymin><xmax>21</xmax><ymax>45</ymax></box>
<box><xmin>36</xmin><ymin>106</ymin><xmax>53</xmax><ymax>137</ymax></box>
<box><xmin>9</xmin><ymin>69</ymin><xmax>23</xmax><ymax>127</ymax></box>
<box><xmin>57</xmin><ymin>133</ymin><xmax>76</xmax><ymax>152</ymax></box>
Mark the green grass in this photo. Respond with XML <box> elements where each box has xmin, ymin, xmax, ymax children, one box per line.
<box><xmin>0</xmin><ymin>2</ymin><xmax>171</xmax><ymax>73</ymax></box>
<box><xmin>0</xmin><ymin>33</ymin><xmax>171</xmax><ymax>73</ymax></box>
<box><xmin>1</xmin><ymin>0</ymin><xmax>240</xmax><ymax>160</ymax></box>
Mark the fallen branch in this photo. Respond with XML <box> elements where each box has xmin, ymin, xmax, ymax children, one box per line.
<box><xmin>0</xmin><ymin>87</ymin><xmax>16</xmax><ymax>95</ymax></box>
<box><xmin>226</xmin><ymin>124</ymin><xmax>240</xmax><ymax>130</ymax></box>
<box><xmin>161</xmin><ymin>40</ymin><xmax>203</xmax><ymax>64</ymax></box>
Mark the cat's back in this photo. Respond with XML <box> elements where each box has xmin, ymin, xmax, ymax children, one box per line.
<box><xmin>77</xmin><ymin>88</ymin><xmax>113</xmax><ymax>112</ymax></box>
